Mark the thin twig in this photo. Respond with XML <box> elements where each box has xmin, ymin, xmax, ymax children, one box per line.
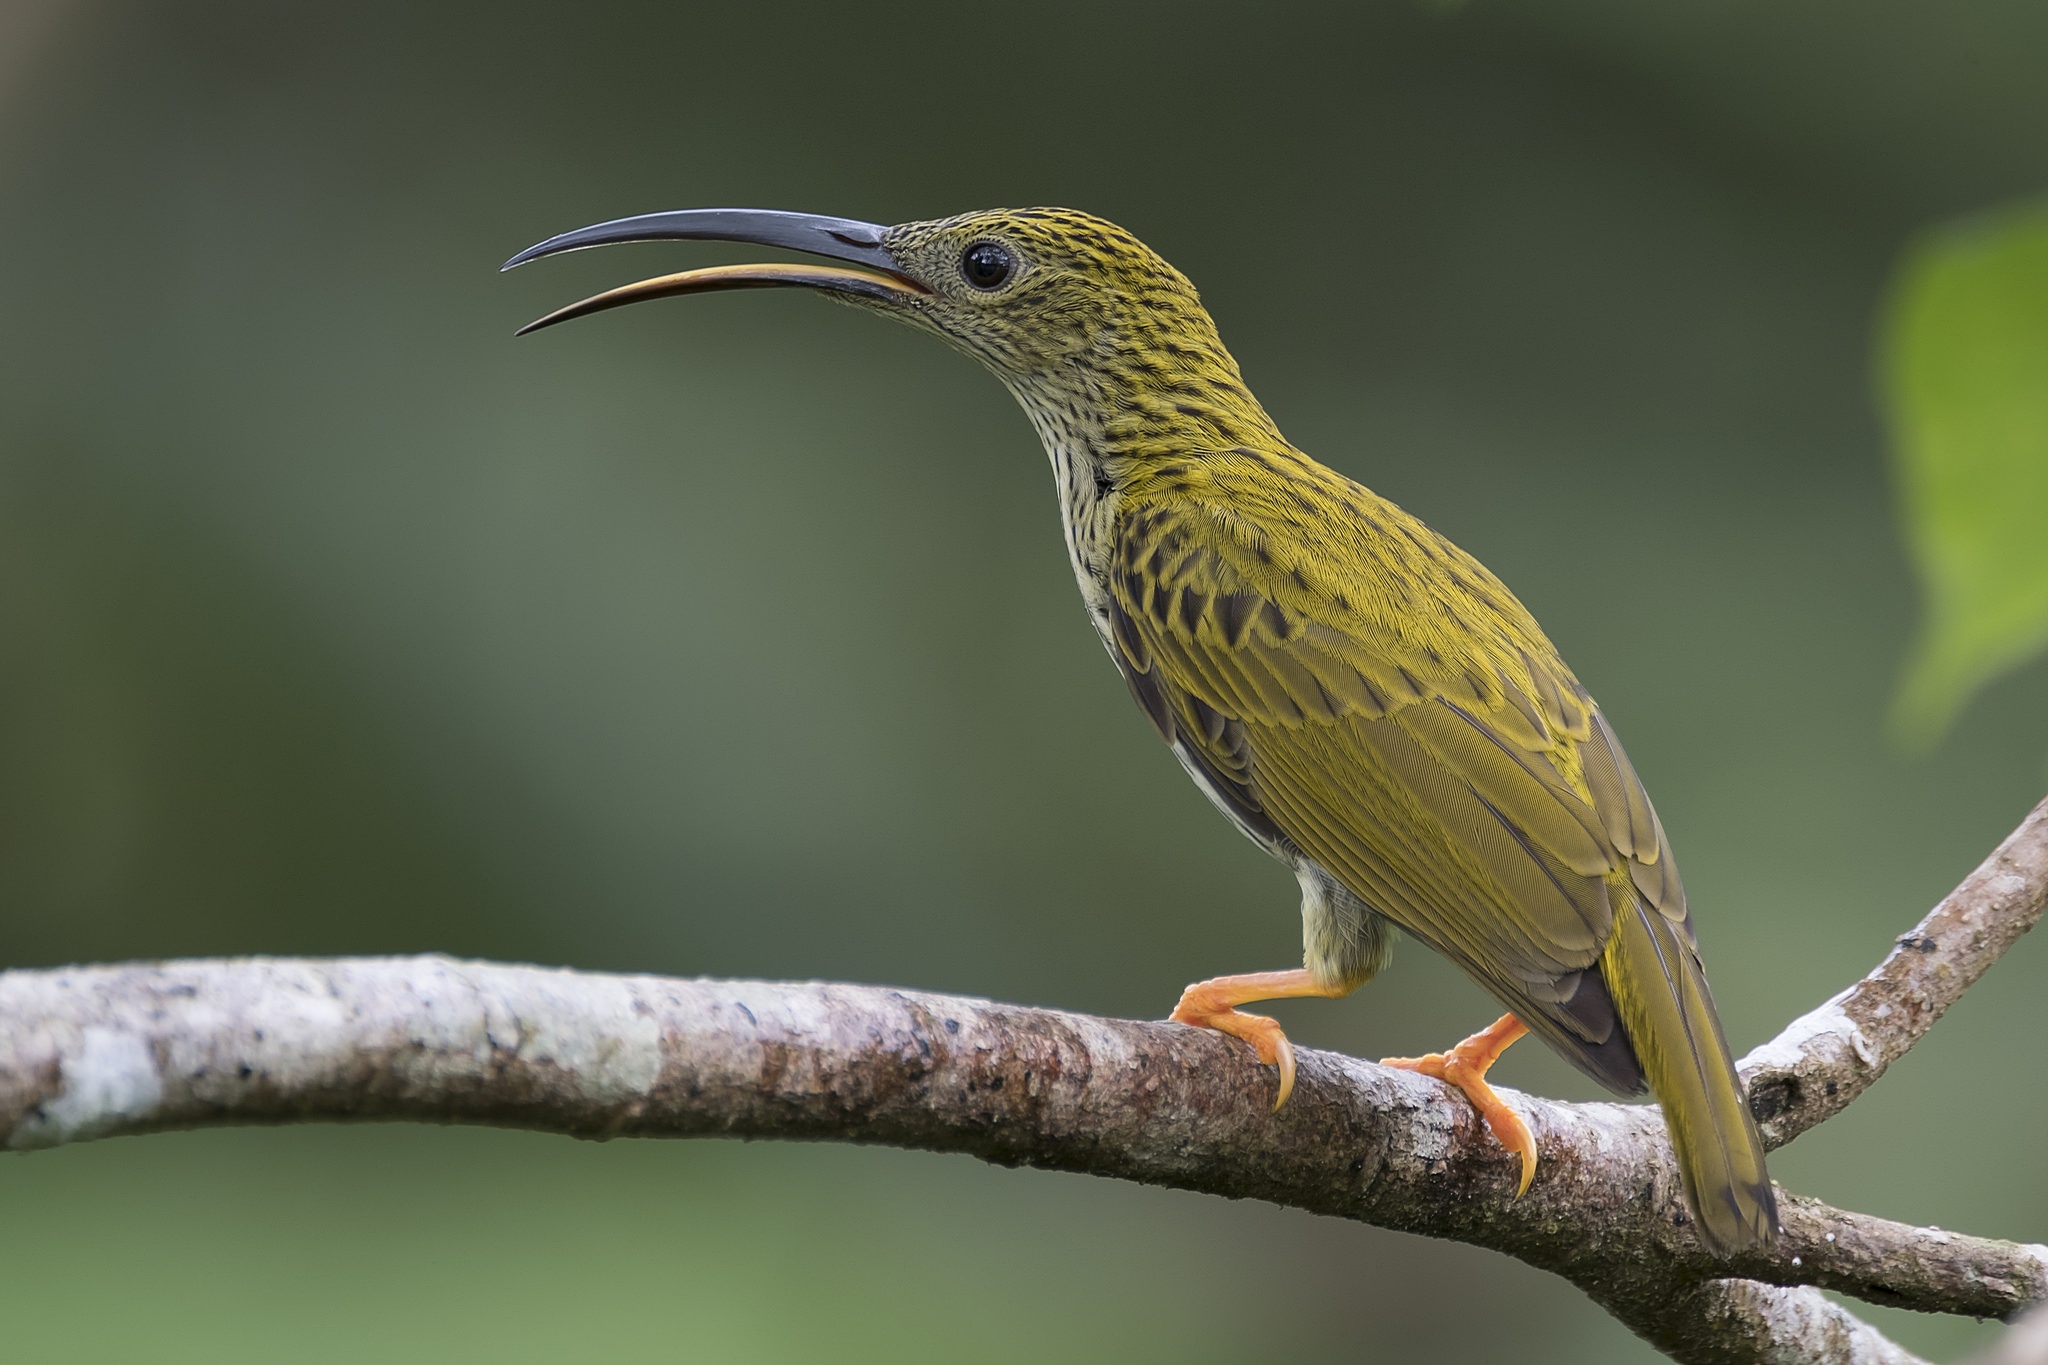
<box><xmin>1740</xmin><ymin>798</ymin><xmax>2048</xmax><ymax>1147</ymax></box>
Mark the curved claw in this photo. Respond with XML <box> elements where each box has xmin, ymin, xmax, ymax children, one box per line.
<box><xmin>1494</xmin><ymin>1102</ymin><xmax>1537</xmax><ymax>1198</ymax></box>
<box><xmin>1269</xmin><ymin>1028</ymin><xmax>1296</xmax><ymax>1110</ymax></box>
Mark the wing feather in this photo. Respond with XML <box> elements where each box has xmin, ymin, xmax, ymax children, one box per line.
<box><xmin>1106</xmin><ymin>491</ymin><xmax>1691</xmax><ymax>1092</ymax></box>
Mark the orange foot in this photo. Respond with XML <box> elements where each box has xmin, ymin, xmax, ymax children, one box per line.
<box><xmin>1382</xmin><ymin>1013</ymin><xmax>1536</xmax><ymax>1196</ymax></box>
<box><xmin>1168</xmin><ymin>968</ymin><xmax>1351</xmax><ymax>1110</ymax></box>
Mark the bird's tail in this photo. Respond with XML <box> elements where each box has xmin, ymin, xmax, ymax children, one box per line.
<box><xmin>1601</xmin><ymin>889</ymin><xmax>1777</xmax><ymax>1253</ymax></box>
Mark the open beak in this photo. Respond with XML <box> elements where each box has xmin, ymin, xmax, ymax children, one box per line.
<box><xmin>501</xmin><ymin>207</ymin><xmax>928</xmax><ymax>335</ymax></box>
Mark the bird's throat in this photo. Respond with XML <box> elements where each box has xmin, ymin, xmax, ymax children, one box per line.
<box><xmin>1004</xmin><ymin>380</ymin><xmax>1124</xmax><ymax>625</ymax></box>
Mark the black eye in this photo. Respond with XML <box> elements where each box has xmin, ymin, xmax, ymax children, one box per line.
<box><xmin>961</xmin><ymin>241</ymin><xmax>1013</xmax><ymax>290</ymax></box>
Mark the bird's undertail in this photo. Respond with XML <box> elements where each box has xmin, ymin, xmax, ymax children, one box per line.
<box><xmin>1601</xmin><ymin>890</ymin><xmax>1778</xmax><ymax>1253</ymax></box>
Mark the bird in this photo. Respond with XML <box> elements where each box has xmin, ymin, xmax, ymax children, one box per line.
<box><xmin>503</xmin><ymin>205</ymin><xmax>1779</xmax><ymax>1253</ymax></box>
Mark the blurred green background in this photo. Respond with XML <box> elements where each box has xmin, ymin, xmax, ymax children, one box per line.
<box><xmin>3</xmin><ymin>1</ymin><xmax>2045</xmax><ymax>1360</ymax></box>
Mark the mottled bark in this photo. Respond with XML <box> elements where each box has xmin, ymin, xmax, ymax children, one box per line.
<box><xmin>3</xmin><ymin>799</ymin><xmax>2045</xmax><ymax>1364</ymax></box>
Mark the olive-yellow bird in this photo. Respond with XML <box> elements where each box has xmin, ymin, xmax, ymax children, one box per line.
<box><xmin>504</xmin><ymin>206</ymin><xmax>1778</xmax><ymax>1253</ymax></box>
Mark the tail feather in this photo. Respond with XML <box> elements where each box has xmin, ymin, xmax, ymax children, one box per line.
<box><xmin>1601</xmin><ymin>885</ymin><xmax>1777</xmax><ymax>1252</ymax></box>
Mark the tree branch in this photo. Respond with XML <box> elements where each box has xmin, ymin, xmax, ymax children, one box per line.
<box><xmin>1739</xmin><ymin>797</ymin><xmax>2048</xmax><ymax>1148</ymax></box>
<box><xmin>4</xmin><ymin>799</ymin><xmax>2046</xmax><ymax>1364</ymax></box>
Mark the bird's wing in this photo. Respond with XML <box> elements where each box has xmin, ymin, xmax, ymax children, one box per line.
<box><xmin>1107</xmin><ymin>490</ymin><xmax>1688</xmax><ymax>1090</ymax></box>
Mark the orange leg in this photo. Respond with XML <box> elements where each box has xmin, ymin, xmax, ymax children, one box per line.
<box><xmin>1382</xmin><ymin>1014</ymin><xmax>1536</xmax><ymax>1197</ymax></box>
<box><xmin>1168</xmin><ymin>968</ymin><xmax>1352</xmax><ymax>1110</ymax></box>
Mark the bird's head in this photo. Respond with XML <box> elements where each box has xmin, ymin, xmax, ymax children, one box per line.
<box><xmin>504</xmin><ymin>206</ymin><xmax>1245</xmax><ymax>409</ymax></box>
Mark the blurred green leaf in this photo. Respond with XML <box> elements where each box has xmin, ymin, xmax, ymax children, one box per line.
<box><xmin>1885</xmin><ymin>201</ymin><xmax>2048</xmax><ymax>748</ymax></box>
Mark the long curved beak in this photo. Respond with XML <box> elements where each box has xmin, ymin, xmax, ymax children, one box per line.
<box><xmin>501</xmin><ymin>207</ymin><xmax>927</xmax><ymax>336</ymax></box>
